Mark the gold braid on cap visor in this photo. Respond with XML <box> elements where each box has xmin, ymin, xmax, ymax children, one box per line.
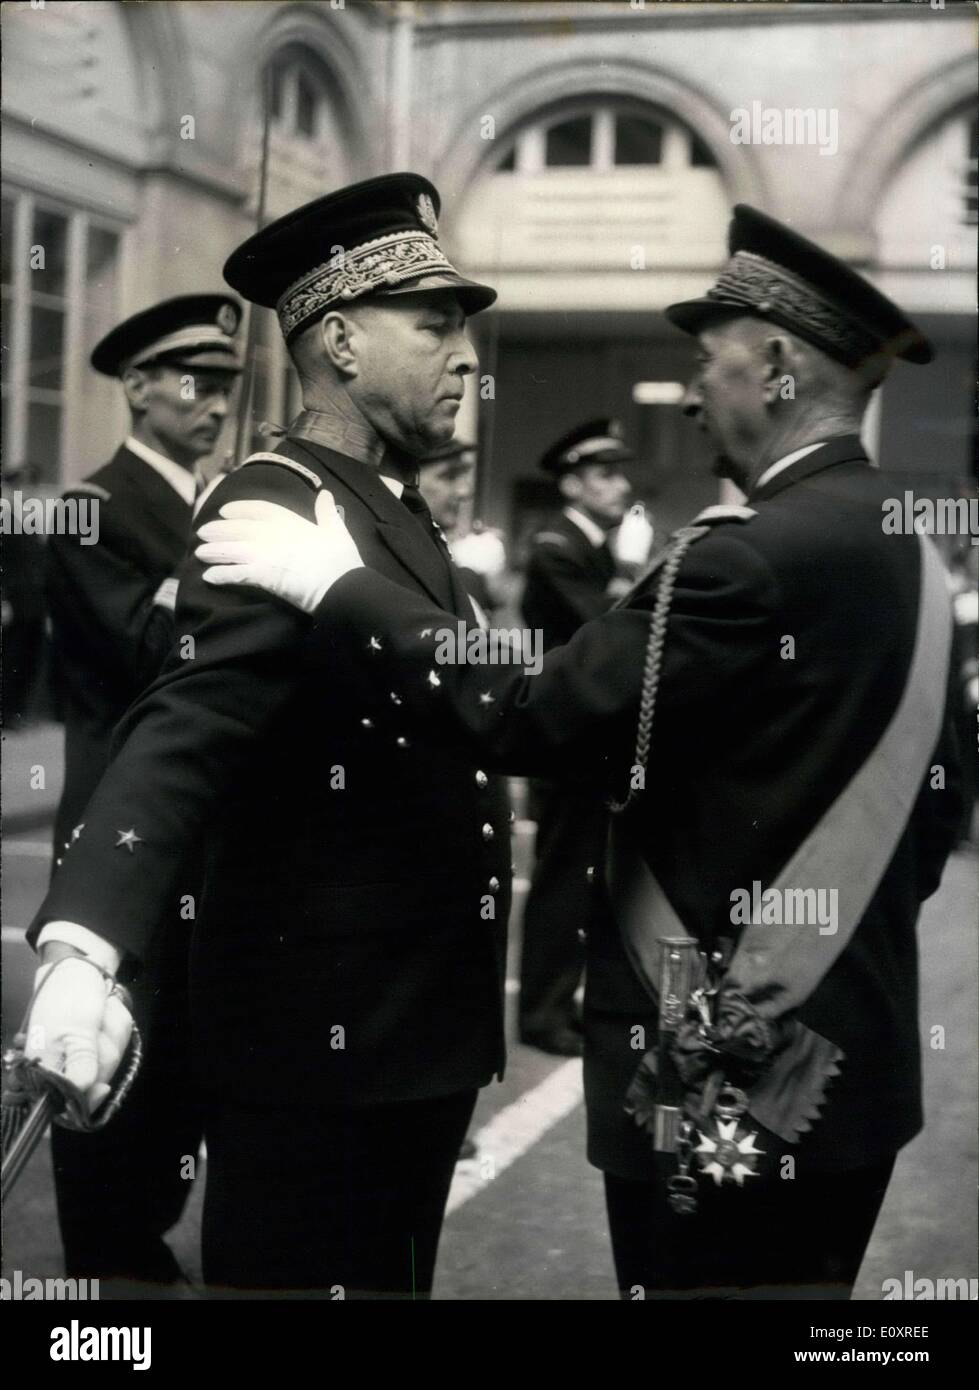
<box><xmin>277</xmin><ymin>231</ymin><xmax>457</xmax><ymax>340</ymax></box>
<box><xmin>707</xmin><ymin>251</ymin><xmax>880</xmax><ymax>364</ymax></box>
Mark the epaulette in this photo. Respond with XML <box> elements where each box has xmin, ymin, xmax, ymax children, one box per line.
<box><xmin>64</xmin><ymin>482</ymin><xmax>111</xmax><ymax>502</ymax></box>
<box><xmin>689</xmin><ymin>503</ymin><xmax>756</xmax><ymax>526</ymax></box>
<box><xmin>238</xmin><ymin>451</ymin><xmax>322</xmax><ymax>493</ymax></box>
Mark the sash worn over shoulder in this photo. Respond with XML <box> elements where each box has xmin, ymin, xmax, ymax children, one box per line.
<box><xmin>608</xmin><ymin>525</ymin><xmax>953</xmax><ymax>1144</ymax></box>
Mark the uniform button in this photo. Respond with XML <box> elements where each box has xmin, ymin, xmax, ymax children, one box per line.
<box><xmin>577</xmin><ymin>927</ymin><xmax>588</xmax><ymax>944</ymax></box>
<box><xmin>586</xmin><ymin>866</ymin><xmax>596</xmax><ymax>884</ymax></box>
<box><xmin>396</xmin><ymin>736</ymin><xmax>409</xmax><ymax>749</ymax></box>
<box><xmin>488</xmin><ymin>876</ymin><xmax>500</xmax><ymax>892</ymax></box>
<box><xmin>475</xmin><ymin>770</ymin><xmax>488</xmax><ymax>788</ymax></box>
<box><xmin>389</xmin><ymin>692</ymin><xmax>402</xmax><ymax>706</ymax></box>
<box><xmin>481</xmin><ymin>822</ymin><xmax>494</xmax><ymax>841</ymax></box>
<box><xmin>360</xmin><ymin>718</ymin><xmax>374</xmax><ymax>729</ymax></box>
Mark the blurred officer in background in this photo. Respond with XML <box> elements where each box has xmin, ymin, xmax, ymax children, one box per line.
<box><xmin>44</xmin><ymin>294</ymin><xmax>242</xmax><ymax>1292</ymax></box>
<box><xmin>518</xmin><ymin>421</ymin><xmax>652</xmax><ymax>1054</ymax></box>
<box><xmin>418</xmin><ymin>438</ymin><xmax>507</xmax><ymax>618</ymax></box>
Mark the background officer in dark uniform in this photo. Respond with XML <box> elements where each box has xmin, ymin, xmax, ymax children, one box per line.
<box><xmin>418</xmin><ymin>438</ymin><xmax>508</xmax><ymax>620</ymax></box>
<box><xmin>200</xmin><ymin>206</ymin><xmax>963</xmax><ymax>1300</ymax></box>
<box><xmin>43</xmin><ymin>295</ymin><xmax>242</xmax><ymax>1291</ymax></box>
<box><xmin>26</xmin><ymin>175</ymin><xmax>510</xmax><ymax>1299</ymax></box>
<box><xmin>518</xmin><ymin>422</ymin><xmax>639</xmax><ymax>1054</ymax></box>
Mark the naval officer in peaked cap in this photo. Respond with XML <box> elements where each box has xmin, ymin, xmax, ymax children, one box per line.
<box><xmin>193</xmin><ymin>204</ymin><xmax>962</xmax><ymax>1299</ymax></box>
<box><xmin>43</xmin><ymin>293</ymin><xmax>241</xmax><ymax>1292</ymax></box>
<box><xmin>26</xmin><ymin>175</ymin><xmax>511</xmax><ymax>1298</ymax></box>
<box><xmin>518</xmin><ymin>419</ymin><xmax>642</xmax><ymax>1057</ymax></box>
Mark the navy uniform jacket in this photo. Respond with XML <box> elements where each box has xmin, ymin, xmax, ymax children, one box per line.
<box><xmin>308</xmin><ymin>435</ymin><xmax>962</xmax><ymax>1174</ymax></box>
<box><xmin>31</xmin><ymin>436</ymin><xmax>511</xmax><ymax>1110</ymax></box>
<box><xmin>522</xmin><ymin>511</ymin><xmax>616</xmax><ymax>650</ymax></box>
<box><xmin>46</xmin><ymin>446</ymin><xmax>189</xmax><ymax>854</ymax></box>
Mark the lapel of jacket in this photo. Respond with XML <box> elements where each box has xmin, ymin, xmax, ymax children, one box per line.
<box><xmin>112</xmin><ymin>446</ymin><xmax>194</xmax><ymax>555</ymax></box>
<box><xmin>748</xmin><ymin>434</ymin><xmax>870</xmax><ymax>504</ymax></box>
<box><xmin>288</xmin><ymin>437</ymin><xmax>457</xmax><ymax>611</ymax></box>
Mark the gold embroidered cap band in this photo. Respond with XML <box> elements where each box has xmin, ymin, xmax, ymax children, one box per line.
<box><xmin>666</xmin><ymin>204</ymin><xmax>933</xmax><ymax>373</ymax></box>
<box><xmin>224</xmin><ymin>173</ymin><xmax>497</xmax><ymax>341</ymax></box>
<box><xmin>277</xmin><ymin>231</ymin><xmax>459</xmax><ymax>341</ymax></box>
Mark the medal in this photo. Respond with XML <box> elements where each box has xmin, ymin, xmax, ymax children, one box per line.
<box><xmin>694</xmin><ymin>1085</ymin><xmax>765</xmax><ymax>1187</ymax></box>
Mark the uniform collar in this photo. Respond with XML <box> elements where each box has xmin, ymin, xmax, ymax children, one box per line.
<box><xmin>124</xmin><ymin>435</ymin><xmax>197</xmax><ymax>506</ymax></box>
<box><xmin>290</xmin><ymin>408</ymin><xmax>406</xmax><ymax>496</ymax></box>
<box><xmin>748</xmin><ymin>433</ymin><xmax>870</xmax><ymax>503</ymax></box>
<box><xmin>753</xmin><ymin>441</ymin><xmax>826</xmax><ymax>493</ymax></box>
<box><xmin>563</xmin><ymin>505</ymin><xmax>607</xmax><ymax>548</ymax></box>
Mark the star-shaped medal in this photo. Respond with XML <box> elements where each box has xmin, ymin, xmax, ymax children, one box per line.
<box><xmin>695</xmin><ymin>1119</ymin><xmax>764</xmax><ymax>1186</ymax></box>
<box><xmin>115</xmin><ymin>828</ymin><xmax>143</xmax><ymax>853</ymax></box>
<box><xmin>478</xmin><ymin>691</ymin><xmax>495</xmax><ymax>706</ymax></box>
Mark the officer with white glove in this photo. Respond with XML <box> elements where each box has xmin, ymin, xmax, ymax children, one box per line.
<box><xmin>24</xmin><ymin>950</ymin><xmax>134</xmax><ymax>1117</ymax></box>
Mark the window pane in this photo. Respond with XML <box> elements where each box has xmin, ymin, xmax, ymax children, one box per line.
<box><xmin>85</xmin><ymin>224</ymin><xmax>120</xmax><ymax>354</ymax></box>
<box><xmin>690</xmin><ymin>133</ymin><xmax>718</xmax><ymax>169</ymax></box>
<box><xmin>545</xmin><ymin>116</ymin><xmax>592</xmax><ymax>167</ymax></box>
<box><xmin>30</xmin><ymin>207</ymin><xmax>69</xmax><ymax>297</ymax></box>
<box><xmin>25</xmin><ymin>398</ymin><xmax>61</xmax><ymax>482</ymax></box>
<box><xmin>2</xmin><ymin>196</ymin><xmax>16</xmax><ymax>287</ymax></box>
<box><xmin>86</xmin><ymin>225</ymin><xmax>119</xmax><ymax>294</ymax></box>
<box><xmin>615</xmin><ymin>115</ymin><xmax>662</xmax><ymax>166</ymax></box>
<box><xmin>28</xmin><ymin>302</ymin><xmax>65</xmax><ymax>389</ymax></box>
<box><xmin>296</xmin><ymin>71</ymin><xmax>317</xmax><ymax>137</ymax></box>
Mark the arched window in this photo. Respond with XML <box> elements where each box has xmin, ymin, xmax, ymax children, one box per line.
<box><xmin>491</xmin><ymin>103</ymin><xmax>718</xmax><ymax>174</ymax></box>
<box><xmin>266</xmin><ymin>46</ymin><xmax>333</xmax><ymax>143</ymax></box>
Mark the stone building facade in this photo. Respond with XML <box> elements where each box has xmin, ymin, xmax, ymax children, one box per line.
<box><xmin>2</xmin><ymin>0</ymin><xmax>974</xmax><ymax>537</ymax></box>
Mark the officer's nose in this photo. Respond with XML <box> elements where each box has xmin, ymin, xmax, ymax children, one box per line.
<box><xmin>452</xmin><ymin>329</ymin><xmax>479</xmax><ymax>377</ymax></box>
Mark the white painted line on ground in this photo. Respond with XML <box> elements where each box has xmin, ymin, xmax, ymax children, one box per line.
<box><xmin>2</xmin><ymin>840</ymin><xmax>52</xmax><ymax>858</ymax></box>
<box><xmin>512</xmin><ymin>876</ymin><xmax>531</xmax><ymax>893</ymax></box>
<box><xmin>513</xmin><ymin>819</ymin><xmax>536</xmax><ymax>836</ymax></box>
<box><xmin>445</xmin><ymin>1058</ymin><xmax>584</xmax><ymax>1216</ymax></box>
<box><xmin>2</xmin><ymin>927</ymin><xmax>28</xmax><ymax>943</ymax></box>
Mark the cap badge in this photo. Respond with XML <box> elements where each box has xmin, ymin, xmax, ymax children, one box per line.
<box><xmin>416</xmin><ymin>193</ymin><xmax>439</xmax><ymax>239</ymax></box>
<box><xmin>216</xmin><ymin>303</ymin><xmax>238</xmax><ymax>335</ymax></box>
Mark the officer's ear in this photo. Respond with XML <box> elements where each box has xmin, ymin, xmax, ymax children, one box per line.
<box><xmin>121</xmin><ymin>366</ymin><xmax>152</xmax><ymax>416</ymax></box>
<box><xmin>319</xmin><ymin>311</ymin><xmax>360</xmax><ymax>379</ymax></box>
<box><xmin>558</xmin><ymin>471</ymin><xmax>584</xmax><ymax>503</ymax></box>
<box><xmin>761</xmin><ymin>332</ymin><xmax>795</xmax><ymax>404</ymax></box>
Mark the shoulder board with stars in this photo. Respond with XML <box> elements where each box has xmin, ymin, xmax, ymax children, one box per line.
<box><xmin>238</xmin><ymin>452</ymin><xmax>322</xmax><ymax>493</ymax></box>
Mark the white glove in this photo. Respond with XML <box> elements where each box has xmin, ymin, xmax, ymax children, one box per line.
<box><xmin>24</xmin><ymin>957</ymin><xmax>133</xmax><ymax>1116</ymax></box>
<box><xmin>196</xmin><ymin>492</ymin><xmax>364</xmax><ymax>614</ymax></box>
<box><xmin>450</xmin><ymin>528</ymin><xmax>507</xmax><ymax>578</ymax></box>
<box><xmin>612</xmin><ymin>503</ymin><xmax>655</xmax><ymax>567</ymax></box>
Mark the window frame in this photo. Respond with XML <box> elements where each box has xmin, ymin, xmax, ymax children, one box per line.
<box><xmin>493</xmin><ymin>101</ymin><xmax>716</xmax><ymax>175</ymax></box>
<box><xmin>1</xmin><ymin>185</ymin><xmax>126</xmax><ymax>484</ymax></box>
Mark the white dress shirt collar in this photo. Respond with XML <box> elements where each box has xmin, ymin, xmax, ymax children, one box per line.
<box><xmin>563</xmin><ymin>505</ymin><xmax>607</xmax><ymax>549</ymax></box>
<box><xmin>125</xmin><ymin>435</ymin><xmax>197</xmax><ymax>507</ymax></box>
<box><xmin>754</xmin><ymin>441</ymin><xmax>826</xmax><ymax>494</ymax></box>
